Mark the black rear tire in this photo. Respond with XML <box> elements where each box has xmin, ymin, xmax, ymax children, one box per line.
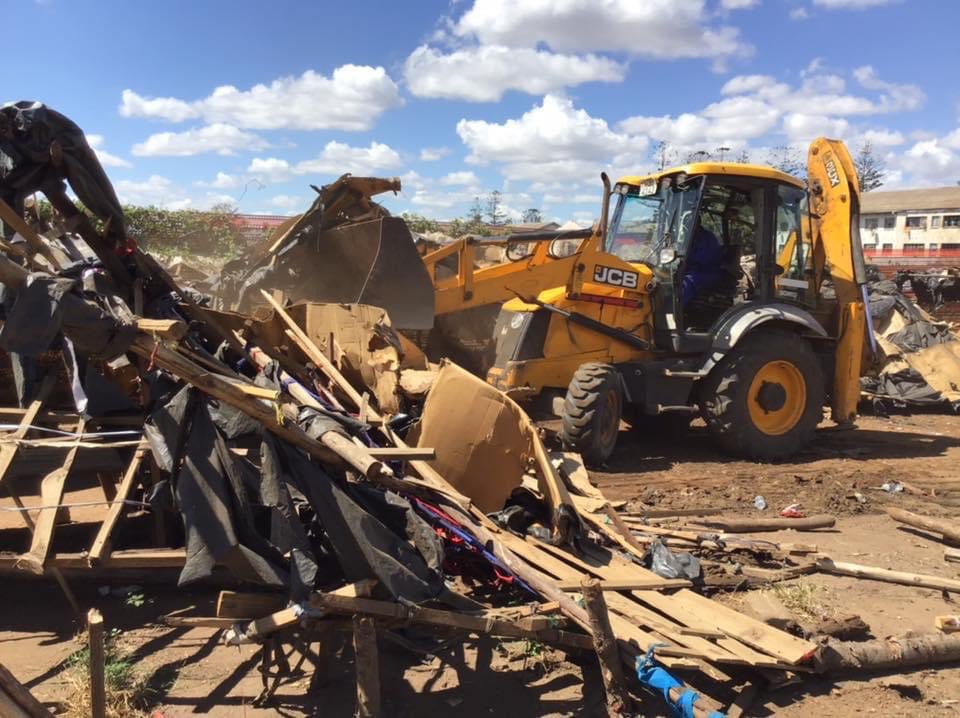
<box><xmin>699</xmin><ymin>329</ymin><xmax>824</xmax><ymax>460</ymax></box>
<box><xmin>559</xmin><ymin>363</ymin><xmax>623</xmax><ymax>467</ymax></box>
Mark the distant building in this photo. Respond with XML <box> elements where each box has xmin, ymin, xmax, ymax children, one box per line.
<box><xmin>231</xmin><ymin>213</ymin><xmax>291</xmax><ymax>244</ymax></box>
<box><xmin>859</xmin><ymin>187</ymin><xmax>960</xmax><ymax>268</ymax></box>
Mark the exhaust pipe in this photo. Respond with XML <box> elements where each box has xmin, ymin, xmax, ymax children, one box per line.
<box><xmin>599</xmin><ymin>172</ymin><xmax>612</xmax><ymax>240</ymax></box>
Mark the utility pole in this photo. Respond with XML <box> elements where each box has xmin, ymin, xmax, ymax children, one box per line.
<box><xmin>716</xmin><ymin>146</ymin><xmax>730</xmax><ymax>162</ymax></box>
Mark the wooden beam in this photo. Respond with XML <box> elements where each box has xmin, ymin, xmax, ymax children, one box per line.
<box><xmin>309</xmin><ymin>592</ymin><xmax>594</xmax><ymax>652</ymax></box>
<box><xmin>0</xmin><ymin>663</ymin><xmax>52</xmax><ymax>718</ymax></box>
<box><xmin>0</xmin><ymin>374</ymin><xmax>56</xmax><ymax>530</ymax></box>
<box><xmin>815</xmin><ymin>557</ymin><xmax>960</xmax><ymax>593</ymax></box>
<box><xmin>88</xmin><ymin>441</ymin><xmax>149</xmax><ymax>565</ymax></box>
<box><xmin>353</xmin><ymin>615</ymin><xmax>380</xmax><ymax>718</ymax></box>
<box><xmin>87</xmin><ymin>609</ymin><xmax>106</xmax><ymax>718</ymax></box>
<box><xmin>693</xmin><ymin>515</ymin><xmax>836</xmax><ymax>533</ymax></box>
<box><xmin>946</xmin><ymin>547</ymin><xmax>960</xmax><ymax>564</ymax></box>
<box><xmin>554</xmin><ymin>578</ymin><xmax>691</xmax><ymax>591</ymax></box>
<box><xmin>216</xmin><ymin>591</ymin><xmax>288</xmax><ymax>620</ymax></box>
<box><xmin>886</xmin><ymin>507</ymin><xmax>960</xmax><ymax>545</ymax></box>
<box><xmin>0</xmin><ymin>199</ymin><xmax>62</xmax><ymax>270</ymax></box>
<box><xmin>133</xmin><ymin>318</ymin><xmax>189</xmax><ymax>341</ymax></box>
<box><xmin>581</xmin><ymin>578</ymin><xmax>631</xmax><ymax>717</ymax></box>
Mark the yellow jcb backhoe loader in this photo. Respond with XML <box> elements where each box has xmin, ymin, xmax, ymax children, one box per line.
<box><xmin>483</xmin><ymin>138</ymin><xmax>871</xmax><ymax>466</ymax></box>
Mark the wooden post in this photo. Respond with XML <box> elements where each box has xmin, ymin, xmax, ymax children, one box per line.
<box><xmin>87</xmin><ymin>609</ymin><xmax>106</xmax><ymax>718</ymax></box>
<box><xmin>886</xmin><ymin>507</ymin><xmax>960</xmax><ymax>545</ymax></box>
<box><xmin>815</xmin><ymin>557</ymin><xmax>960</xmax><ymax>592</ymax></box>
<box><xmin>0</xmin><ymin>663</ymin><xmax>52</xmax><ymax>718</ymax></box>
<box><xmin>581</xmin><ymin>578</ymin><xmax>631</xmax><ymax>717</ymax></box>
<box><xmin>353</xmin><ymin>615</ymin><xmax>380</xmax><ymax>718</ymax></box>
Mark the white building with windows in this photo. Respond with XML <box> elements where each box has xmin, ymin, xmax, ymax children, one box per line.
<box><xmin>859</xmin><ymin>186</ymin><xmax>960</xmax><ymax>256</ymax></box>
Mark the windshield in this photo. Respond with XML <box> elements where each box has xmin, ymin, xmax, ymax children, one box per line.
<box><xmin>606</xmin><ymin>177</ymin><xmax>703</xmax><ymax>266</ymax></box>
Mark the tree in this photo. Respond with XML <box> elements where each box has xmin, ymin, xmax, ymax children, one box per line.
<box><xmin>766</xmin><ymin>145</ymin><xmax>803</xmax><ymax>178</ymax></box>
<box><xmin>467</xmin><ymin>195</ymin><xmax>484</xmax><ymax>224</ymax></box>
<box><xmin>485</xmin><ymin>190</ymin><xmax>507</xmax><ymax>226</ymax></box>
<box><xmin>735</xmin><ymin>150</ymin><xmax>751</xmax><ymax>164</ymax></box>
<box><xmin>654</xmin><ymin>140</ymin><xmax>677</xmax><ymax>170</ymax></box>
<box><xmin>400</xmin><ymin>212</ymin><xmax>439</xmax><ymax>234</ymax></box>
<box><xmin>686</xmin><ymin>150</ymin><xmax>711</xmax><ymax>163</ymax></box>
<box><xmin>521</xmin><ymin>208</ymin><xmax>542</xmax><ymax>223</ymax></box>
<box><xmin>854</xmin><ymin>140</ymin><xmax>885</xmax><ymax>192</ymax></box>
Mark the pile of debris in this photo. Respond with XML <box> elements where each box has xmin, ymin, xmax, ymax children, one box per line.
<box><xmin>861</xmin><ymin>277</ymin><xmax>960</xmax><ymax>412</ymax></box>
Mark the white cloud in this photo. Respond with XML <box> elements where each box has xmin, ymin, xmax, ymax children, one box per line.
<box><xmin>891</xmin><ymin>137</ymin><xmax>960</xmax><ymax>186</ymax></box>
<box><xmin>721</xmin><ymin>74</ymin><xmax>776</xmax><ymax>95</ymax></box>
<box><xmin>720</xmin><ymin>0</ymin><xmax>759</xmax><ymax>8</ymax></box>
<box><xmin>853</xmin><ymin>65</ymin><xmax>925</xmax><ymax>112</ymax></box>
<box><xmin>404</xmin><ymin>45</ymin><xmax>624</xmax><ymax>102</ymax></box>
<box><xmin>813</xmin><ymin>0</ymin><xmax>898</xmax><ymax>7</ymax></box>
<box><xmin>268</xmin><ymin>194</ymin><xmax>304</xmax><ymax>211</ymax></box>
<box><xmin>199</xmin><ymin>172</ymin><xmax>243</xmax><ymax>189</ymax></box>
<box><xmin>457</xmin><ymin>94</ymin><xmax>647</xmax><ymax>181</ymax></box>
<box><xmin>453</xmin><ymin>0</ymin><xmax>752</xmax><ymax>60</ymax></box>
<box><xmin>858</xmin><ymin>128</ymin><xmax>906</xmax><ymax>147</ymax></box>
<box><xmin>120</xmin><ymin>66</ymin><xmax>403</xmax><ymax>131</ymax></box>
<box><xmin>789</xmin><ymin>7</ymin><xmax>810</xmax><ymax>19</ymax></box>
<box><xmin>441</xmin><ymin>171</ymin><xmax>480</xmax><ymax>186</ymax></box>
<box><xmin>248</xmin><ymin>141</ymin><xmax>403</xmax><ymax>182</ymax></box>
<box><xmin>85</xmin><ymin>134</ymin><xmax>132</xmax><ymax>168</ymax></box>
<box><xmin>782</xmin><ymin>112</ymin><xmax>851</xmax><ymax>141</ymax></box>
<box><xmin>419</xmin><ymin>147</ymin><xmax>450</xmax><ymax>162</ymax></box>
<box><xmin>132</xmin><ymin>123</ymin><xmax>268</xmax><ymax>157</ymax></box>
<box><xmin>114</xmin><ymin>175</ymin><xmax>190</xmax><ymax>209</ymax></box>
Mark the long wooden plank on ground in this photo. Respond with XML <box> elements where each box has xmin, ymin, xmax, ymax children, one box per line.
<box><xmin>0</xmin><ymin>375</ymin><xmax>56</xmax><ymax>530</ymax></box>
<box><xmin>87</xmin><ymin>440</ymin><xmax>150</xmax><ymax>564</ymax></box>
<box><xmin>21</xmin><ymin>418</ymin><xmax>86</xmax><ymax>574</ymax></box>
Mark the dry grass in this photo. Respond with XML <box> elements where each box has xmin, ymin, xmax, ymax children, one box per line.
<box><xmin>62</xmin><ymin>628</ymin><xmax>152</xmax><ymax>718</ymax></box>
<box><xmin>770</xmin><ymin>579</ymin><xmax>826</xmax><ymax>621</ymax></box>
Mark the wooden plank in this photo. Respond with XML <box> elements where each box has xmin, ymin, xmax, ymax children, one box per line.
<box><xmin>216</xmin><ymin>591</ymin><xmax>288</xmax><ymax>619</ymax></box>
<box><xmin>21</xmin><ymin>419</ymin><xmax>86</xmax><ymax>574</ymax></box>
<box><xmin>0</xmin><ymin>198</ymin><xmax>62</xmax><ymax>270</ymax></box>
<box><xmin>353</xmin><ymin>615</ymin><xmax>380</xmax><ymax>718</ymax></box>
<box><xmin>553</xmin><ymin>578</ymin><xmax>691</xmax><ymax>591</ymax></box>
<box><xmin>0</xmin><ymin>374</ymin><xmax>56</xmax><ymax>530</ymax></box>
<box><xmin>243</xmin><ymin>581</ymin><xmax>378</xmax><ymax>640</ymax></box>
<box><xmin>87</xmin><ymin>441</ymin><xmax>150</xmax><ymax>564</ymax></box>
<box><xmin>0</xmin><ymin>663</ymin><xmax>52</xmax><ymax>718</ymax></box>
<box><xmin>365</xmin><ymin>447</ymin><xmax>436</xmax><ymax>460</ymax></box>
<box><xmin>946</xmin><ymin>547</ymin><xmax>960</xmax><ymax>563</ymax></box>
<box><xmin>816</xmin><ymin>557</ymin><xmax>960</xmax><ymax>593</ymax></box>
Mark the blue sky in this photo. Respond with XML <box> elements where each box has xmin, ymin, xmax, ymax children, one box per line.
<box><xmin>3</xmin><ymin>0</ymin><xmax>958</xmax><ymax>224</ymax></box>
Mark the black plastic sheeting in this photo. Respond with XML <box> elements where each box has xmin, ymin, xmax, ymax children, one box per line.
<box><xmin>0</xmin><ymin>101</ymin><xmax>126</xmax><ymax>243</ymax></box>
<box><xmin>864</xmin><ymin>280</ymin><xmax>958</xmax><ymax>412</ymax></box>
<box><xmin>145</xmin><ymin>385</ymin><xmax>446</xmax><ymax>603</ymax></box>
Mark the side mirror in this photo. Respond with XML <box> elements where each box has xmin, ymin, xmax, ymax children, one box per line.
<box><xmin>659</xmin><ymin>248</ymin><xmax>676</xmax><ymax>265</ymax></box>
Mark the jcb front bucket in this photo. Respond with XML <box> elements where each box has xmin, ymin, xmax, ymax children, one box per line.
<box><xmin>281</xmin><ymin>216</ymin><xmax>435</xmax><ymax>330</ymax></box>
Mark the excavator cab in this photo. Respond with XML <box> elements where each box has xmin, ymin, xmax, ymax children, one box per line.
<box><xmin>487</xmin><ymin>139</ymin><xmax>868</xmax><ymax>467</ymax></box>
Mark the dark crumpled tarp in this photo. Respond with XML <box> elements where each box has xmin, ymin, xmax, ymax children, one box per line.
<box><xmin>145</xmin><ymin>383</ymin><xmax>444</xmax><ymax>602</ymax></box>
<box><xmin>0</xmin><ymin>101</ymin><xmax>125</xmax><ymax>243</ymax></box>
<box><xmin>862</xmin><ymin>369</ymin><xmax>950</xmax><ymax>408</ymax></box>
<box><xmin>0</xmin><ymin>274</ymin><xmax>135</xmax><ymax>358</ymax></box>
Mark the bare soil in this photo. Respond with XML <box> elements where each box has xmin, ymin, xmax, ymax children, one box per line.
<box><xmin>2</xmin><ymin>411</ymin><xmax>959</xmax><ymax>716</ymax></box>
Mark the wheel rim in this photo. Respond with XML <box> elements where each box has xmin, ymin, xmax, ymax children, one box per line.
<box><xmin>599</xmin><ymin>388</ymin><xmax>621</xmax><ymax>446</ymax></box>
<box><xmin>747</xmin><ymin>360</ymin><xmax>806</xmax><ymax>436</ymax></box>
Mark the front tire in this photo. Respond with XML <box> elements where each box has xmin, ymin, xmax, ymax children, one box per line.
<box><xmin>559</xmin><ymin>363</ymin><xmax>623</xmax><ymax>467</ymax></box>
<box><xmin>699</xmin><ymin>329</ymin><xmax>824</xmax><ymax>460</ymax></box>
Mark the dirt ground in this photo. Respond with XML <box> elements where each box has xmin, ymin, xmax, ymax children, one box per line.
<box><xmin>2</xmin><ymin>411</ymin><xmax>959</xmax><ymax>716</ymax></box>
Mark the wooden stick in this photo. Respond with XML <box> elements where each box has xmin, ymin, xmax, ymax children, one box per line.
<box><xmin>581</xmin><ymin>578</ymin><xmax>631</xmax><ymax>717</ymax></box>
<box><xmin>21</xmin><ymin>418</ymin><xmax>85</xmax><ymax>574</ymax></box>
<box><xmin>353</xmin><ymin>615</ymin><xmax>380</xmax><ymax>718</ymax></box>
<box><xmin>88</xmin><ymin>442</ymin><xmax>150</xmax><ymax>564</ymax></box>
<box><xmin>815</xmin><ymin>557</ymin><xmax>960</xmax><ymax>593</ymax></box>
<box><xmin>886</xmin><ymin>507</ymin><xmax>960</xmax><ymax>545</ymax></box>
<box><xmin>603</xmin><ymin>506</ymin><xmax>649</xmax><ymax>556</ymax></box>
<box><xmin>694</xmin><ymin>515</ymin><xmax>836</xmax><ymax>533</ymax></box>
<box><xmin>554</xmin><ymin>578</ymin><xmax>691</xmax><ymax>591</ymax></box>
<box><xmin>87</xmin><ymin>609</ymin><xmax>106</xmax><ymax>718</ymax></box>
<box><xmin>259</xmin><ymin>290</ymin><xmax>368</xmax><ymax>411</ymax></box>
<box><xmin>0</xmin><ymin>663</ymin><xmax>52</xmax><ymax>718</ymax></box>
<box><xmin>133</xmin><ymin>318</ymin><xmax>189</xmax><ymax>341</ymax></box>
<box><xmin>0</xmin><ymin>198</ymin><xmax>62</xmax><ymax>270</ymax></box>
<box><xmin>946</xmin><ymin>547</ymin><xmax>960</xmax><ymax>564</ymax></box>
<box><xmin>0</xmin><ymin>374</ymin><xmax>56</xmax><ymax>530</ymax></box>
